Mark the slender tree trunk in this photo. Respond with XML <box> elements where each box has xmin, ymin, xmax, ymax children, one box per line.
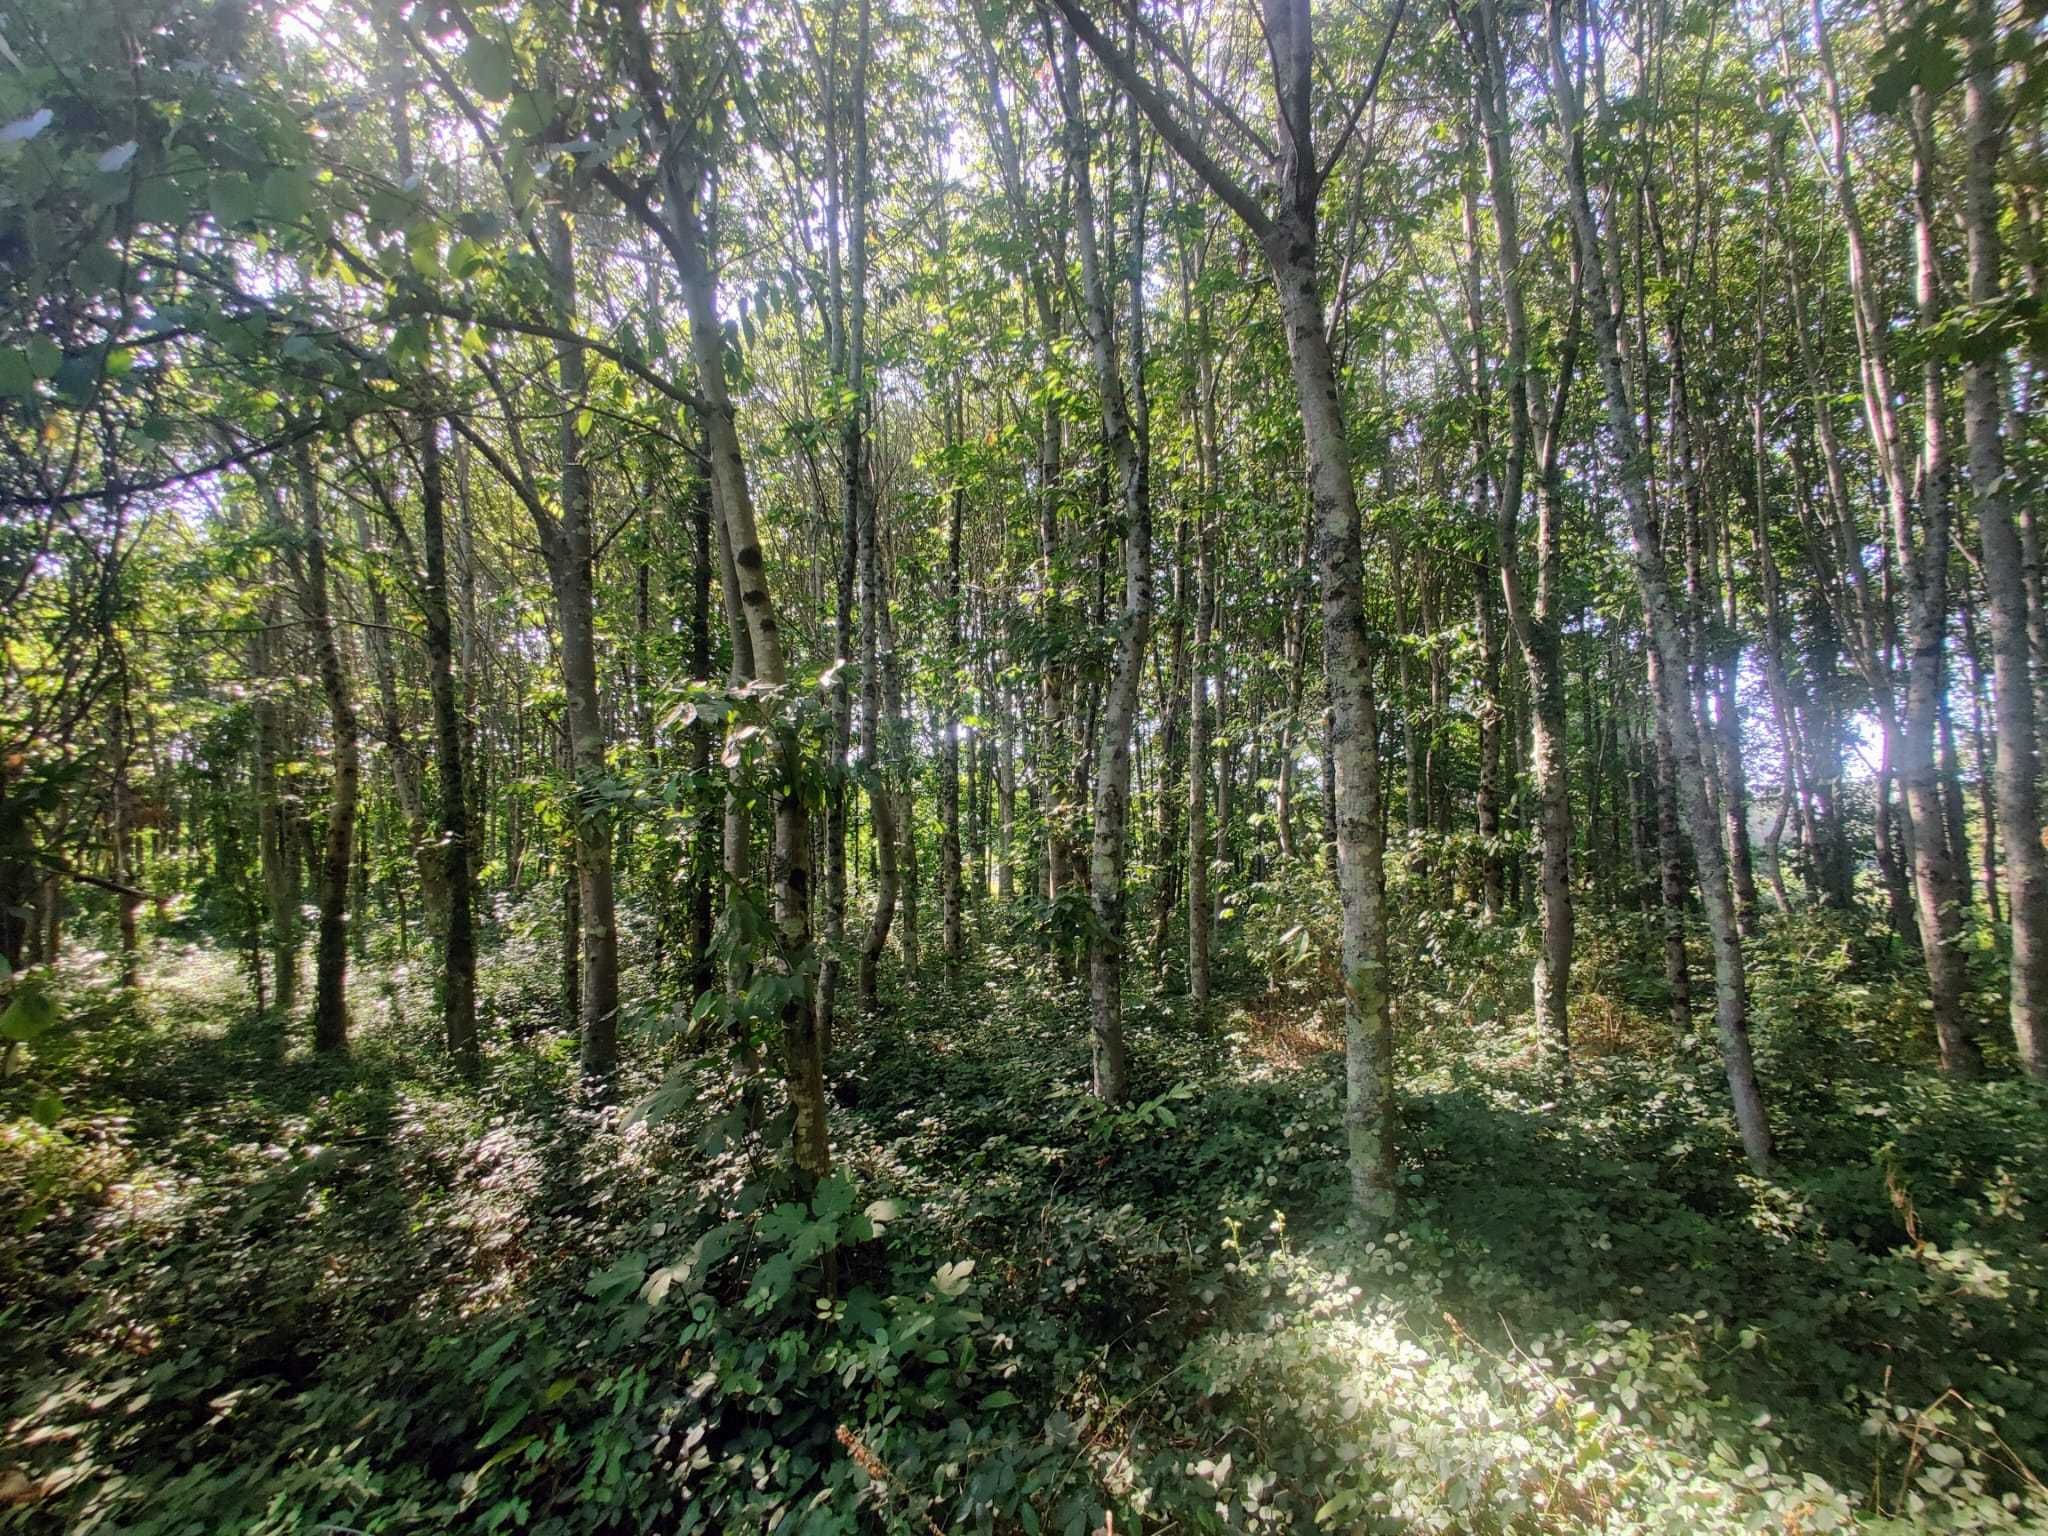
<box><xmin>109</xmin><ymin>684</ymin><xmax>141</xmax><ymax>990</ymax></box>
<box><xmin>1811</xmin><ymin>0</ymin><xmax>1971</xmax><ymax>1063</ymax></box>
<box><xmin>294</xmin><ymin>443</ymin><xmax>357</xmax><ymax>1054</ymax></box>
<box><xmin>253</xmin><ymin>605</ymin><xmax>298</xmax><ymax>1014</ymax></box>
<box><xmin>684</xmin><ymin>447</ymin><xmax>717</xmax><ymax>1009</ymax></box>
<box><xmin>1895</xmin><ymin>92</ymin><xmax>1981</xmax><ymax>1076</ymax></box>
<box><xmin>856</xmin><ymin>481</ymin><xmax>898</xmax><ymax>1010</ymax></box>
<box><xmin>1466</xmin><ymin>0</ymin><xmax>1575</xmax><ymax>1047</ymax></box>
<box><xmin>1149</xmin><ymin>519</ymin><xmax>1188</xmax><ymax>985</ymax></box>
<box><xmin>664</xmin><ymin>140</ymin><xmax>830</xmax><ymax>1188</ymax></box>
<box><xmin>888</xmin><ymin>598</ymin><xmax>919</xmax><ymax>985</ymax></box>
<box><xmin>1188</xmin><ymin>345</ymin><xmax>1218</xmax><ymax>1019</ymax></box>
<box><xmin>418</xmin><ymin>416</ymin><xmax>478</xmax><ymax>1072</ymax></box>
<box><xmin>540</xmin><ymin>202</ymin><xmax>621</xmax><ymax>1076</ymax></box>
<box><xmin>1064</xmin><ymin>33</ymin><xmax>1152</xmax><ymax>1100</ymax></box>
<box><xmin>1651</xmin><ymin>684</ymin><xmax>1693</xmax><ymax>1031</ymax></box>
<box><xmin>1550</xmin><ymin>0</ymin><xmax>1771</xmax><ymax>1168</ymax></box>
<box><xmin>1961</xmin><ymin>0</ymin><xmax>2048</xmax><ymax>1076</ymax></box>
<box><xmin>941</xmin><ymin>407</ymin><xmax>966</xmax><ymax>982</ymax></box>
<box><xmin>1961</xmin><ymin>601</ymin><xmax>2003</xmax><ymax>922</ymax></box>
<box><xmin>1057</xmin><ymin>0</ymin><xmax>1394</xmax><ymax>1219</ymax></box>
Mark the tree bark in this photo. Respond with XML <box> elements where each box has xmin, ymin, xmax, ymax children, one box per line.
<box><xmin>252</xmin><ymin>595</ymin><xmax>298</xmax><ymax>1015</ymax></box>
<box><xmin>293</xmin><ymin>442</ymin><xmax>357</xmax><ymax>1054</ymax></box>
<box><xmin>1063</xmin><ymin>29</ymin><xmax>1152</xmax><ymax>1100</ymax></box>
<box><xmin>1960</xmin><ymin>0</ymin><xmax>2048</xmax><ymax>1077</ymax></box>
<box><xmin>419</xmin><ymin>416</ymin><xmax>479</xmax><ymax>1072</ymax></box>
<box><xmin>1464</xmin><ymin>0</ymin><xmax>1575</xmax><ymax>1048</ymax></box>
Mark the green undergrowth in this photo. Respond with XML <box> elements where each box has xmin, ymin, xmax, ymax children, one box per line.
<box><xmin>2</xmin><ymin>907</ymin><xmax>2044</xmax><ymax>1534</ymax></box>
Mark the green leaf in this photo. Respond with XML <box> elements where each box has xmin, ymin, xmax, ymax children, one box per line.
<box><xmin>812</xmin><ymin>1173</ymin><xmax>855</xmax><ymax>1224</ymax></box>
<box><xmin>0</xmin><ymin>988</ymin><xmax>56</xmax><ymax>1044</ymax></box>
<box><xmin>477</xmin><ymin>1403</ymin><xmax>526</xmax><ymax>1450</ymax></box>
<box><xmin>209</xmin><ymin>175</ymin><xmax>259</xmax><ymax>227</ymax></box>
<box><xmin>262</xmin><ymin>169</ymin><xmax>312</xmax><ymax>225</ymax></box>
<box><xmin>0</xmin><ymin>349</ymin><xmax>35</xmax><ymax>397</ymax></box>
<box><xmin>26</xmin><ymin>338</ymin><xmax>61</xmax><ymax>379</ymax></box>
<box><xmin>29</xmin><ymin>1089</ymin><xmax>63</xmax><ymax>1127</ymax></box>
<box><xmin>448</xmin><ymin>237</ymin><xmax>489</xmax><ymax>279</ymax></box>
<box><xmin>53</xmin><ymin>354</ymin><xmax>100</xmax><ymax>404</ymax></box>
<box><xmin>465</xmin><ymin>36</ymin><xmax>519</xmax><ymax>102</ymax></box>
<box><xmin>744</xmin><ymin>1251</ymin><xmax>796</xmax><ymax>1312</ymax></box>
<box><xmin>584</xmin><ymin>1251</ymin><xmax>648</xmax><ymax>1304</ymax></box>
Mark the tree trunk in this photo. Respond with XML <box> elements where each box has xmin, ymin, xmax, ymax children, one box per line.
<box><xmin>1466</xmin><ymin>0</ymin><xmax>1575</xmax><ymax>1048</ymax></box>
<box><xmin>109</xmin><ymin>685</ymin><xmax>141</xmax><ymax>990</ymax></box>
<box><xmin>1064</xmin><ymin>32</ymin><xmax>1152</xmax><ymax>1101</ymax></box>
<box><xmin>667</xmin><ymin>144</ymin><xmax>829</xmax><ymax>1189</ymax></box>
<box><xmin>1056</xmin><ymin>0</ymin><xmax>1394</xmax><ymax>1220</ymax></box>
<box><xmin>252</xmin><ymin>598</ymin><xmax>298</xmax><ymax>1015</ymax></box>
<box><xmin>1961</xmin><ymin>0</ymin><xmax>2047</xmax><ymax>1077</ymax></box>
<box><xmin>688</xmin><ymin>440</ymin><xmax>719</xmax><ymax>1009</ymax></box>
<box><xmin>540</xmin><ymin>202</ymin><xmax>621</xmax><ymax>1077</ymax></box>
<box><xmin>419</xmin><ymin>416</ymin><xmax>479</xmax><ymax>1072</ymax></box>
<box><xmin>1188</xmin><ymin>343</ymin><xmax>1218</xmax><ymax>1019</ymax></box>
<box><xmin>294</xmin><ymin>443</ymin><xmax>357</xmax><ymax>1054</ymax></box>
<box><xmin>1549</xmin><ymin>0</ymin><xmax>1771</xmax><ymax>1168</ymax></box>
<box><xmin>942</xmin><ymin>394</ymin><xmax>966</xmax><ymax>983</ymax></box>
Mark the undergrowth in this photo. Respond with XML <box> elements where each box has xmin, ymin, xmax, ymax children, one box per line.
<box><xmin>1</xmin><ymin>898</ymin><xmax>2044</xmax><ymax>1534</ymax></box>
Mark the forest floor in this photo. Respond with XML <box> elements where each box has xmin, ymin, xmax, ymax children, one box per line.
<box><xmin>2</xmin><ymin>903</ymin><xmax>2045</xmax><ymax>1535</ymax></box>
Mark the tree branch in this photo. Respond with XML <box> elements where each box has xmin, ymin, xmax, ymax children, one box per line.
<box><xmin>1043</xmin><ymin>0</ymin><xmax>1274</xmax><ymax>242</ymax></box>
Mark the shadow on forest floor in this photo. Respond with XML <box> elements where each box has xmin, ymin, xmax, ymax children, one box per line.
<box><xmin>4</xmin><ymin>927</ymin><xmax>2045</xmax><ymax>1534</ymax></box>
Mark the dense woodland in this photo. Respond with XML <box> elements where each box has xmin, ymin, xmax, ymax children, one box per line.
<box><xmin>3</xmin><ymin>0</ymin><xmax>2048</xmax><ymax>1528</ymax></box>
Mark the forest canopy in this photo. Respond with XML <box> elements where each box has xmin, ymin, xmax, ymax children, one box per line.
<box><xmin>2</xmin><ymin>0</ymin><xmax>2047</xmax><ymax>1529</ymax></box>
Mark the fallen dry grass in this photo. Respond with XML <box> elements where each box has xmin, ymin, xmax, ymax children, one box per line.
<box><xmin>1237</xmin><ymin>993</ymin><xmax>1343</xmax><ymax>1072</ymax></box>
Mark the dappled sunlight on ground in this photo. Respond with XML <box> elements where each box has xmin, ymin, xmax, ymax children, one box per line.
<box><xmin>5</xmin><ymin>911</ymin><xmax>2045</xmax><ymax>1533</ymax></box>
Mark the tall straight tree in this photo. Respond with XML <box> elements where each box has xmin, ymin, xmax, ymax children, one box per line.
<box><xmin>1052</xmin><ymin>0</ymin><xmax>1398</xmax><ymax>1219</ymax></box>
<box><xmin>1060</xmin><ymin>24</ymin><xmax>1152</xmax><ymax>1102</ymax></box>
<box><xmin>1188</xmin><ymin>317</ymin><xmax>1219</xmax><ymax>1019</ymax></box>
<box><xmin>941</xmin><ymin>386</ymin><xmax>966</xmax><ymax>985</ymax></box>
<box><xmin>382</xmin><ymin>24</ymin><xmax>477</xmax><ymax>1073</ymax></box>
<box><xmin>288</xmin><ymin>440</ymin><xmax>357</xmax><ymax>1054</ymax></box>
<box><xmin>1958</xmin><ymin>0</ymin><xmax>2048</xmax><ymax>1079</ymax></box>
<box><xmin>1546</xmin><ymin>0</ymin><xmax>1772</xmax><ymax>1169</ymax></box>
<box><xmin>592</xmin><ymin>0</ymin><xmax>833</xmax><ymax>1187</ymax></box>
<box><xmin>1459</xmin><ymin>0</ymin><xmax>1579</xmax><ymax>1052</ymax></box>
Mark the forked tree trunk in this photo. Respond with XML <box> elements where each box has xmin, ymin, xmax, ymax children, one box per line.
<box><xmin>1054</xmin><ymin>0</ymin><xmax>1394</xmax><ymax>1220</ymax></box>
